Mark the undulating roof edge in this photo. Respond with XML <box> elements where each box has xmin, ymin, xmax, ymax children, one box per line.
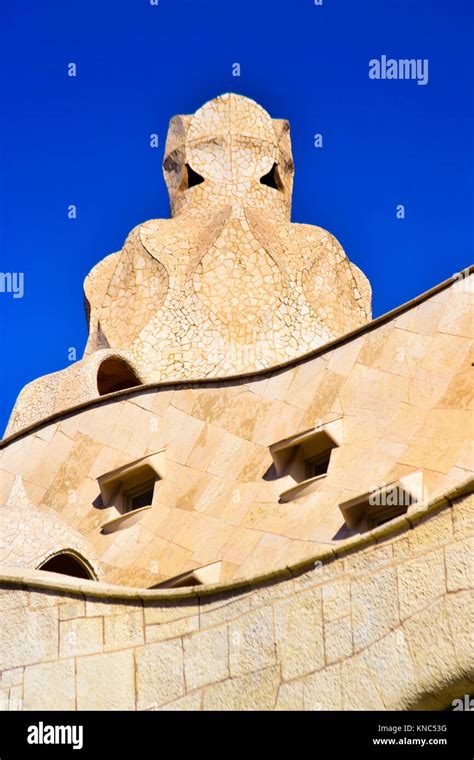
<box><xmin>2</xmin><ymin>266</ymin><xmax>472</xmax><ymax>448</ymax></box>
<box><xmin>0</xmin><ymin>475</ymin><xmax>472</xmax><ymax>601</ymax></box>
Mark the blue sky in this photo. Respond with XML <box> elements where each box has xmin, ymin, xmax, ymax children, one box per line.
<box><xmin>0</xmin><ymin>0</ymin><xmax>473</xmax><ymax>435</ymax></box>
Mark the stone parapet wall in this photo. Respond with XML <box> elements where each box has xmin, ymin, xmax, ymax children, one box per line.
<box><xmin>1</xmin><ymin>486</ymin><xmax>472</xmax><ymax>711</ymax></box>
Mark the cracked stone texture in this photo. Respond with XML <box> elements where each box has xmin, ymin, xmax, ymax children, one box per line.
<box><xmin>5</xmin><ymin>93</ymin><xmax>371</xmax><ymax>435</ymax></box>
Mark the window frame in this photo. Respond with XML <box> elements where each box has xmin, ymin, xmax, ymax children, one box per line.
<box><xmin>269</xmin><ymin>418</ymin><xmax>343</xmax><ymax>502</ymax></box>
<box><xmin>123</xmin><ymin>479</ymin><xmax>156</xmax><ymax>514</ymax></box>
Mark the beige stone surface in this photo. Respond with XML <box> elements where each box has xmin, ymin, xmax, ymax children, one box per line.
<box><xmin>0</xmin><ymin>267</ymin><xmax>471</xmax><ymax>589</ymax></box>
<box><xmin>202</xmin><ymin>666</ymin><xmax>280</xmax><ymax>710</ymax></box>
<box><xmin>341</xmin><ymin>654</ymin><xmax>385</xmax><ymax>710</ymax></box>
<box><xmin>76</xmin><ymin>650</ymin><xmax>135</xmax><ymax>710</ymax></box>
<box><xmin>445</xmin><ymin>537</ymin><xmax>473</xmax><ymax>591</ymax></box>
<box><xmin>60</xmin><ymin>616</ymin><xmax>104</xmax><ymax>658</ymax></box>
<box><xmin>444</xmin><ymin>591</ymin><xmax>474</xmax><ymax>677</ymax></box>
<box><xmin>324</xmin><ymin>616</ymin><xmax>353</xmax><ymax>664</ymax></box>
<box><xmin>397</xmin><ymin>549</ymin><xmax>446</xmax><ymax>619</ymax></box>
<box><xmin>0</xmin><ymin>271</ymin><xmax>470</xmax><ymax>589</ymax></box>
<box><xmin>402</xmin><ymin>598</ymin><xmax>466</xmax><ymax>707</ymax></box>
<box><xmin>274</xmin><ymin>589</ymin><xmax>324</xmax><ymax>679</ymax></box>
<box><xmin>24</xmin><ymin>659</ymin><xmax>76</xmax><ymax>710</ymax></box>
<box><xmin>135</xmin><ymin>639</ymin><xmax>184</xmax><ymax>709</ymax></box>
<box><xmin>104</xmin><ymin>610</ymin><xmax>144</xmax><ymax>650</ymax></box>
<box><xmin>362</xmin><ymin>629</ymin><xmax>419</xmax><ymax>710</ymax></box>
<box><xmin>302</xmin><ymin>663</ymin><xmax>343</xmax><ymax>710</ymax></box>
<box><xmin>0</xmin><ymin>605</ymin><xmax>58</xmax><ymax>670</ymax></box>
<box><xmin>184</xmin><ymin>627</ymin><xmax>229</xmax><ymax>690</ymax></box>
<box><xmin>0</xmin><ymin>488</ymin><xmax>471</xmax><ymax>712</ymax></box>
<box><xmin>322</xmin><ymin>579</ymin><xmax>351</xmax><ymax>621</ymax></box>
<box><xmin>274</xmin><ymin>680</ymin><xmax>304</xmax><ymax>711</ymax></box>
<box><xmin>351</xmin><ymin>567</ymin><xmax>399</xmax><ymax>651</ymax></box>
<box><xmin>156</xmin><ymin>691</ymin><xmax>202</xmax><ymax>711</ymax></box>
<box><xmin>0</xmin><ymin>95</ymin><xmax>472</xmax><ymax>713</ymax></box>
<box><xmin>59</xmin><ymin>597</ymin><xmax>86</xmax><ymax>620</ymax></box>
<box><xmin>228</xmin><ymin>606</ymin><xmax>276</xmax><ymax>676</ymax></box>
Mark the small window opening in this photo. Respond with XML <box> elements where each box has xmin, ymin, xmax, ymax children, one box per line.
<box><xmin>269</xmin><ymin>421</ymin><xmax>342</xmax><ymax>503</ymax></box>
<box><xmin>305</xmin><ymin>452</ymin><xmax>331</xmax><ymax>480</ymax></box>
<box><xmin>38</xmin><ymin>552</ymin><xmax>94</xmax><ymax>580</ymax></box>
<box><xmin>124</xmin><ymin>480</ymin><xmax>155</xmax><ymax>513</ymax></box>
<box><xmin>97</xmin><ymin>450</ymin><xmax>165</xmax><ymax>528</ymax></box>
<box><xmin>339</xmin><ymin>473</ymin><xmax>423</xmax><ymax>534</ymax></box>
<box><xmin>97</xmin><ymin>358</ymin><xmax>142</xmax><ymax>396</ymax></box>
<box><xmin>366</xmin><ymin>490</ymin><xmax>415</xmax><ymax>530</ymax></box>
<box><xmin>185</xmin><ymin>163</ymin><xmax>205</xmax><ymax>188</ymax></box>
<box><xmin>260</xmin><ymin>163</ymin><xmax>283</xmax><ymax>190</ymax></box>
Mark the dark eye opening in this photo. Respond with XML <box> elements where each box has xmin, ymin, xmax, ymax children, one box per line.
<box><xmin>185</xmin><ymin>163</ymin><xmax>205</xmax><ymax>188</ymax></box>
<box><xmin>260</xmin><ymin>163</ymin><xmax>283</xmax><ymax>191</ymax></box>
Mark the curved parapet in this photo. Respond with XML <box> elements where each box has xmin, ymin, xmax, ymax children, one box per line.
<box><xmin>0</xmin><ymin>482</ymin><xmax>472</xmax><ymax>710</ymax></box>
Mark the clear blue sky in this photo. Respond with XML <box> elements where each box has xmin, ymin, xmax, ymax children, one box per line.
<box><xmin>1</xmin><ymin>0</ymin><xmax>473</xmax><ymax>435</ymax></box>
